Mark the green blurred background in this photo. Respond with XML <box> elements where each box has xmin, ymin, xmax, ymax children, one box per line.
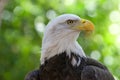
<box><xmin>0</xmin><ymin>0</ymin><xmax>120</xmax><ymax>80</ymax></box>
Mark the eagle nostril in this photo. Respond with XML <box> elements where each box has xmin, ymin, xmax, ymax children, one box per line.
<box><xmin>82</xmin><ymin>21</ymin><xmax>86</xmax><ymax>23</ymax></box>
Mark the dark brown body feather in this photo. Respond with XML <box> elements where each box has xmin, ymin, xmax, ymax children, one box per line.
<box><xmin>25</xmin><ymin>52</ymin><xmax>114</xmax><ymax>80</ymax></box>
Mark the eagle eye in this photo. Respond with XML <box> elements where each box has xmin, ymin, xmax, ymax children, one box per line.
<box><xmin>67</xmin><ymin>20</ymin><xmax>74</xmax><ymax>24</ymax></box>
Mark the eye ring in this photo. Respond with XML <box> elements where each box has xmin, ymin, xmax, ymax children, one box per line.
<box><xmin>67</xmin><ymin>20</ymin><xmax>74</xmax><ymax>24</ymax></box>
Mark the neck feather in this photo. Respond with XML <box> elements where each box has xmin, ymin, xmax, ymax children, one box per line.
<box><xmin>40</xmin><ymin>31</ymin><xmax>86</xmax><ymax>65</ymax></box>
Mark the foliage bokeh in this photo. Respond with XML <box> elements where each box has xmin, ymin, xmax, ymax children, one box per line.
<box><xmin>0</xmin><ymin>0</ymin><xmax>120</xmax><ymax>80</ymax></box>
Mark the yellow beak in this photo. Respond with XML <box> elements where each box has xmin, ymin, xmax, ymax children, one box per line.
<box><xmin>72</xmin><ymin>19</ymin><xmax>94</xmax><ymax>31</ymax></box>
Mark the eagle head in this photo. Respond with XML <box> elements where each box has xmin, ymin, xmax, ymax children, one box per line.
<box><xmin>41</xmin><ymin>14</ymin><xmax>94</xmax><ymax>65</ymax></box>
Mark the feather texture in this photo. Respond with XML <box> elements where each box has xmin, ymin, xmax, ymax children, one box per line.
<box><xmin>25</xmin><ymin>52</ymin><xmax>114</xmax><ymax>80</ymax></box>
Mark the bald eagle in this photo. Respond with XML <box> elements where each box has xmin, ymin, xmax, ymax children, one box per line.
<box><xmin>25</xmin><ymin>14</ymin><xmax>115</xmax><ymax>80</ymax></box>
